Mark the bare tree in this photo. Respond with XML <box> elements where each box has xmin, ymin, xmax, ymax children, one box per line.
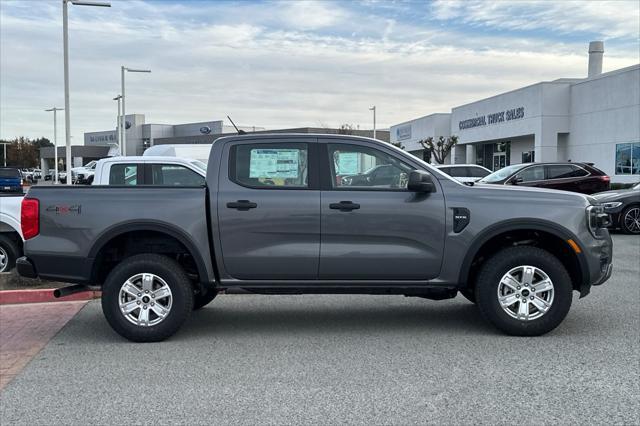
<box><xmin>418</xmin><ymin>135</ymin><xmax>458</xmax><ymax>164</ymax></box>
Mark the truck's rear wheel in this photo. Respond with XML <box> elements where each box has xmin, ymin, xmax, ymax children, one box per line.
<box><xmin>102</xmin><ymin>254</ymin><xmax>194</xmax><ymax>342</ymax></box>
<box><xmin>0</xmin><ymin>234</ymin><xmax>20</xmax><ymax>273</ymax></box>
<box><xmin>475</xmin><ymin>246</ymin><xmax>572</xmax><ymax>336</ymax></box>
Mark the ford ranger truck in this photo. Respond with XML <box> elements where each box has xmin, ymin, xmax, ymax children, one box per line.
<box><xmin>16</xmin><ymin>134</ymin><xmax>613</xmax><ymax>342</ymax></box>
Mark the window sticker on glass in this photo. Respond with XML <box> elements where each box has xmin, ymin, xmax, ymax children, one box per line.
<box><xmin>336</xmin><ymin>152</ymin><xmax>360</xmax><ymax>175</ymax></box>
<box><xmin>249</xmin><ymin>149</ymin><xmax>300</xmax><ymax>179</ymax></box>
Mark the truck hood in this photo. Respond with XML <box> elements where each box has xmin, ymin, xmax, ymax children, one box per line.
<box><xmin>472</xmin><ymin>183</ymin><xmax>593</xmax><ymax>206</ymax></box>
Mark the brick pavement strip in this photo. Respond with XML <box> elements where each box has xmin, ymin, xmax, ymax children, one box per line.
<box><xmin>0</xmin><ymin>301</ymin><xmax>87</xmax><ymax>391</ymax></box>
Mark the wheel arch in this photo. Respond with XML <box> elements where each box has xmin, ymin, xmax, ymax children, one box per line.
<box><xmin>88</xmin><ymin>221</ymin><xmax>210</xmax><ymax>286</ymax></box>
<box><xmin>460</xmin><ymin>219</ymin><xmax>589</xmax><ymax>294</ymax></box>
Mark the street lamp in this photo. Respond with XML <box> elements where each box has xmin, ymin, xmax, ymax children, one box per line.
<box><xmin>369</xmin><ymin>106</ymin><xmax>376</xmax><ymax>140</ymax></box>
<box><xmin>121</xmin><ymin>66</ymin><xmax>151</xmax><ymax>156</ymax></box>
<box><xmin>45</xmin><ymin>107</ymin><xmax>64</xmax><ymax>183</ymax></box>
<box><xmin>63</xmin><ymin>0</ymin><xmax>111</xmax><ymax>185</ymax></box>
<box><xmin>113</xmin><ymin>95</ymin><xmax>122</xmax><ymax>154</ymax></box>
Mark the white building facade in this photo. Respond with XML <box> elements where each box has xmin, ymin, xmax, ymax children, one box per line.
<box><xmin>391</xmin><ymin>43</ymin><xmax>640</xmax><ymax>184</ymax></box>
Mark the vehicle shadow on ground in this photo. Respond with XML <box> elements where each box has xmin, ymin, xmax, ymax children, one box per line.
<box><xmin>177</xmin><ymin>299</ymin><xmax>497</xmax><ymax>340</ymax></box>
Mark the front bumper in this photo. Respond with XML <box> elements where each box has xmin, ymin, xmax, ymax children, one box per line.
<box><xmin>579</xmin><ymin>231</ymin><xmax>613</xmax><ymax>296</ymax></box>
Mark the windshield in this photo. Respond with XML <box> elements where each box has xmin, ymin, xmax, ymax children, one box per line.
<box><xmin>0</xmin><ymin>168</ymin><xmax>20</xmax><ymax>178</ymax></box>
<box><xmin>479</xmin><ymin>164</ymin><xmax>528</xmax><ymax>183</ymax></box>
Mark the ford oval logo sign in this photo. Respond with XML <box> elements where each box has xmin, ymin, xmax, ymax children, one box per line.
<box><xmin>200</xmin><ymin>126</ymin><xmax>211</xmax><ymax>134</ymax></box>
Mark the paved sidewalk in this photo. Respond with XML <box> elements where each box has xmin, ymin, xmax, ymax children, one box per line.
<box><xmin>0</xmin><ymin>301</ymin><xmax>87</xmax><ymax>390</ymax></box>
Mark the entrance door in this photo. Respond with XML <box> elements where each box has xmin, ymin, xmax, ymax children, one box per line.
<box><xmin>493</xmin><ymin>153</ymin><xmax>506</xmax><ymax>170</ymax></box>
<box><xmin>217</xmin><ymin>140</ymin><xmax>320</xmax><ymax>280</ymax></box>
<box><xmin>319</xmin><ymin>141</ymin><xmax>446</xmax><ymax>280</ymax></box>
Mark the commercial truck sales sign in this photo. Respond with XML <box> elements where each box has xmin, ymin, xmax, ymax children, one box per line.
<box><xmin>458</xmin><ymin>107</ymin><xmax>525</xmax><ymax>130</ymax></box>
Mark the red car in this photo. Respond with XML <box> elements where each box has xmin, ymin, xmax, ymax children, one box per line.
<box><xmin>478</xmin><ymin>162</ymin><xmax>610</xmax><ymax>194</ymax></box>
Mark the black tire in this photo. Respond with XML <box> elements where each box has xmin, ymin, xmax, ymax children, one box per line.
<box><xmin>475</xmin><ymin>246</ymin><xmax>573</xmax><ymax>336</ymax></box>
<box><xmin>101</xmin><ymin>254</ymin><xmax>194</xmax><ymax>342</ymax></box>
<box><xmin>0</xmin><ymin>234</ymin><xmax>21</xmax><ymax>273</ymax></box>
<box><xmin>460</xmin><ymin>289</ymin><xmax>476</xmax><ymax>304</ymax></box>
<box><xmin>620</xmin><ymin>205</ymin><xmax>640</xmax><ymax>234</ymax></box>
<box><xmin>193</xmin><ymin>288</ymin><xmax>217</xmax><ymax>310</ymax></box>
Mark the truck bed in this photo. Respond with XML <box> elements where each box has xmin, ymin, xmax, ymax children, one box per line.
<box><xmin>22</xmin><ymin>186</ymin><xmax>214</xmax><ymax>283</ymax></box>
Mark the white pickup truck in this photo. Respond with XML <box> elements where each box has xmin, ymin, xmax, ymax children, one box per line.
<box><xmin>0</xmin><ymin>194</ymin><xmax>23</xmax><ymax>272</ymax></box>
<box><xmin>0</xmin><ymin>156</ymin><xmax>206</xmax><ymax>272</ymax></box>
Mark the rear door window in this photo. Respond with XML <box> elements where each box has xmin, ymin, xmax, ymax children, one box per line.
<box><xmin>149</xmin><ymin>164</ymin><xmax>205</xmax><ymax>186</ymax></box>
<box><xmin>109</xmin><ymin>164</ymin><xmax>139</xmax><ymax>185</ymax></box>
<box><xmin>546</xmin><ymin>165</ymin><xmax>589</xmax><ymax>179</ymax></box>
<box><xmin>231</xmin><ymin>143</ymin><xmax>309</xmax><ymax>188</ymax></box>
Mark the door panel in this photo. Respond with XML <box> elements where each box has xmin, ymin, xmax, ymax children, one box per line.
<box><xmin>217</xmin><ymin>141</ymin><xmax>320</xmax><ymax>280</ymax></box>
<box><xmin>319</xmin><ymin>142</ymin><xmax>446</xmax><ymax>280</ymax></box>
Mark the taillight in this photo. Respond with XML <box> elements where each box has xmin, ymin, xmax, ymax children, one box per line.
<box><xmin>599</xmin><ymin>175</ymin><xmax>610</xmax><ymax>182</ymax></box>
<box><xmin>21</xmin><ymin>198</ymin><xmax>39</xmax><ymax>240</ymax></box>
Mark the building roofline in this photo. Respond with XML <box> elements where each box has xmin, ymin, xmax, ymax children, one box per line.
<box><xmin>390</xmin><ymin>113</ymin><xmax>451</xmax><ymax>128</ymax></box>
<box><xmin>572</xmin><ymin>63</ymin><xmax>640</xmax><ymax>85</ymax></box>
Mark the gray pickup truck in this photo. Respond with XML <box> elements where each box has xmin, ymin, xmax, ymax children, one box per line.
<box><xmin>17</xmin><ymin>134</ymin><xmax>613</xmax><ymax>341</ymax></box>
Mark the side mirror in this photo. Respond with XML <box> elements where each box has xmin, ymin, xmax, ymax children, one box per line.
<box><xmin>408</xmin><ymin>170</ymin><xmax>436</xmax><ymax>192</ymax></box>
<box><xmin>511</xmin><ymin>176</ymin><xmax>524</xmax><ymax>185</ymax></box>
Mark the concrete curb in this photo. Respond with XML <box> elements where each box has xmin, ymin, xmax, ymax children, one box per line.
<box><xmin>0</xmin><ymin>289</ymin><xmax>101</xmax><ymax>305</ymax></box>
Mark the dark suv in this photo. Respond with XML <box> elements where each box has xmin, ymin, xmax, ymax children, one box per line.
<box><xmin>479</xmin><ymin>162</ymin><xmax>610</xmax><ymax>194</ymax></box>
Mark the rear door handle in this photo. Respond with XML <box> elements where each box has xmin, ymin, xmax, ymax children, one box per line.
<box><xmin>226</xmin><ymin>200</ymin><xmax>257</xmax><ymax>210</ymax></box>
<box><xmin>329</xmin><ymin>201</ymin><xmax>360</xmax><ymax>211</ymax></box>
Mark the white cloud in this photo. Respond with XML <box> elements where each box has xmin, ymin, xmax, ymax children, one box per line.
<box><xmin>0</xmin><ymin>0</ymin><xmax>638</xmax><ymax>143</ymax></box>
<box><xmin>430</xmin><ymin>0</ymin><xmax>640</xmax><ymax>39</ymax></box>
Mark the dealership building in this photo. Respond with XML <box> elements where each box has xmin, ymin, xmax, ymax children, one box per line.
<box><xmin>390</xmin><ymin>42</ymin><xmax>640</xmax><ymax>183</ymax></box>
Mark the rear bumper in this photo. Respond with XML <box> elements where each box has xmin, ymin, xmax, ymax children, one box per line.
<box><xmin>16</xmin><ymin>254</ymin><xmax>92</xmax><ymax>284</ymax></box>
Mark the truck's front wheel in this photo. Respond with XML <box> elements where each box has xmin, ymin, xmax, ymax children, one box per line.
<box><xmin>102</xmin><ymin>254</ymin><xmax>194</xmax><ymax>342</ymax></box>
<box><xmin>475</xmin><ymin>246</ymin><xmax>572</xmax><ymax>336</ymax></box>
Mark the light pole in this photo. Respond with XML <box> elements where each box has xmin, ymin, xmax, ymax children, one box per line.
<box><xmin>369</xmin><ymin>105</ymin><xmax>376</xmax><ymax>140</ymax></box>
<box><xmin>45</xmin><ymin>107</ymin><xmax>64</xmax><ymax>183</ymax></box>
<box><xmin>63</xmin><ymin>0</ymin><xmax>111</xmax><ymax>185</ymax></box>
<box><xmin>121</xmin><ymin>66</ymin><xmax>151</xmax><ymax>156</ymax></box>
<box><xmin>0</xmin><ymin>142</ymin><xmax>8</xmax><ymax>167</ymax></box>
<box><xmin>113</xmin><ymin>95</ymin><xmax>122</xmax><ymax>154</ymax></box>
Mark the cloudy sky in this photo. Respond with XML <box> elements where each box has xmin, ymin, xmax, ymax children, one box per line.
<box><xmin>1</xmin><ymin>0</ymin><xmax>638</xmax><ymax>142</ymax></box>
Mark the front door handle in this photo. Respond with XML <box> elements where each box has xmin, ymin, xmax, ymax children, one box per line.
<box><xmin>329</xmin><ymin>201</ymin><xmax>360</xmax><ymax>211</ymax></box>
<box><xmin>227</xmin><ymin>200</ymin><xmax>257</xmax><ymax>210</ymax></box>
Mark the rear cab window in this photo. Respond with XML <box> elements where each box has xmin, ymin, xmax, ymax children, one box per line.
<box><xmin>109</xmin><ymin>164</ymin><xmax>139</xmax><ymax>185</ymax></box>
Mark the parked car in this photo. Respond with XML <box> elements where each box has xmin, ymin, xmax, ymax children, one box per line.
<box><xmin>340</xmin><ymin>163</ymin><xmax>410</xmax><ymax>188</ymax></box>
<box><xmin>0</xmin><ymin>193</ymin><xmax>24</xmax><ymax>272</ymax></box>
<box><xmin>0</xmin><ymin>168</ymin><xmax>23</xmax><ymax>193</ymax></box>
<box><xmin>593</xmin><ymin>182</ymin><xmax>640</xmax><ymax>234</ymax></box>
<box><xmin>18</xmin><ymin>134</ymin><xmax>613</xmax><ymax>341</ymax></box>
<box><xmin>72</xmin><ymin>161</ymin><xmax>97</xmax><ymax>184</ymax></box>
<box><xmin>436</xmin><ymin>164</ymin><xmax>491</xmax><ymax>184</ymax></box>
<box><xmin>478</xmin><ymin>162</ymin><xmax>610</xmax><ymax>194</ymax></box>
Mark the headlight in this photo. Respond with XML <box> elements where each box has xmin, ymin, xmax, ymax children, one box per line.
<box><xmin>602</xmin><ymin>201</ymin><xmax>622</xmax><ymax>210</ymax></box>
<box><xmin>586</xmin><ymin>205</ymin><xmax>611</xmax><ymax>238</ymax></box>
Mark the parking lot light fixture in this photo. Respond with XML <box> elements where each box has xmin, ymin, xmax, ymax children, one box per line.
<box><xmin>45</xmin><ymin>107</ymin><xmax>64</xmax><ymax>184</ymax></box>
<box><xmin>62</xmin><ymin>0</ymin><xmax>111</xmax><ymax>185</ymax></box>
<box><xmin>113</xmin><ymin>95</ymin><xmax>122</xmax><ymax>154</ymax></box>
<box><xmin>369</xmin><ymin>105</ymin><xmax>376</xmax><ymax>140</ymax></box>
<box><xmin>121</xmin><ymin>67</ymin><xmax>151</xmax><ymax>156</ymax></box>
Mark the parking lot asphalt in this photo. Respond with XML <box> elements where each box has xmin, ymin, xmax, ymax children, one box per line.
<box><xmin>0</xmin><ymin>234</ymin><xmax>638</xmax><ymax>425</ymax></box>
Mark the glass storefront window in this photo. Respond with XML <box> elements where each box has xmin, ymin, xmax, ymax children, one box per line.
<box><xmin>615</xmin><ymin>143</ymin><xmax>640</xmax><ymax>175</ymax></box>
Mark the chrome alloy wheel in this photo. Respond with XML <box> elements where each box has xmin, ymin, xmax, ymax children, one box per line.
<box><xmin>118</xmin><ymin>273</ymin><xmax>173</xmax><ymax>327</ymax></box>
<box><xmin>624</xmin><ymin>207</ymin><xmax>640</xmax><ymax>234</ymax></box>
<box><xmin>497</xmin><ymin>265</ymin><xmax>554</xmax><ymax>321</ymax></box>
<box><xmin>0</xmin><ymin>246</ymin><xmax>7</xmax><ymax>272</ymax></box>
